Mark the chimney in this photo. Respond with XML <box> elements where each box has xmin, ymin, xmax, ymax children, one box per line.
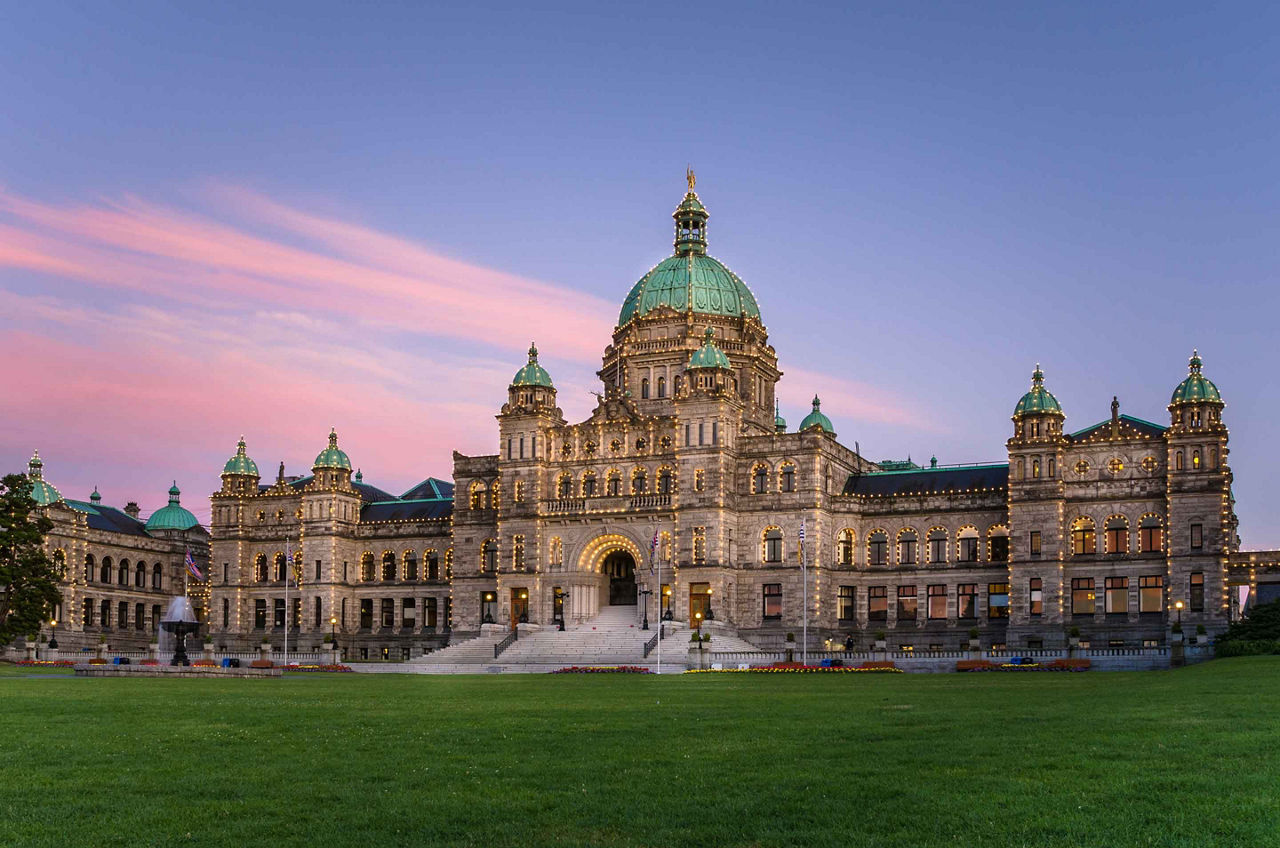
<box><xmin>124</xmin><ymin>502</ymin><xmax>141</xmax><ymax>519</ymax></box>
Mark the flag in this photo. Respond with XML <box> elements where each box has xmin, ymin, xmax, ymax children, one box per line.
<box><xmin>798</xmin><ymin>519</ymin><xmax>806</xmax><ymax>563</ymax></box>
<box><xmin>649</xmin><ymin>528</ymin><xmax>659</xmax><ymax>574</ymax></box>
<box><xmin>285</xmin><ymin>541</ymin><xmax>298</xmax><ymax>588</ymax></box>
<box><xmin>184</xmin><ymin>548</ymin><xmax>203</xmax><ymax>581</ymax></box>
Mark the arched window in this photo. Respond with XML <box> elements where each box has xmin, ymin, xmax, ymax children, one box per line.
<box><xmin>469</xmin><ymin>481</ymin><xmax>486</xmax><ymax>510</ymax></box>
<box><xmin>957</xmin><ymin>526</ymin><xmax>980</xmax><ymax>562</ymax></box>
<box><xmin>381</xmin><ymin>552</ymin><xmax>396</xmax><ymax>581</ymax></box>
<box><xmin>1017</xmin><ymin>458</ymin><xmax>1025</xmax><ymax>479</ymax></box>
<box><xmin>52</xmin><ymin>549</ymin><xmax>66</xmax><ymax>579</ymax></box>
<box><xmin>631</xmin><ymin>467</ymin><xmax>647</xmax><ymax>494</ymax></box>
<box><xmin>426</xmin><ymin>550</ymin><xmax>440</xmax><ymax>580</ymax></box>
<box><xmin>403</xmin><ymin>550</ymin><xmax>418</xmax><ymax>581</ymax></box>
<box><xmin>273</xmin><ymin>553</ymin><xmax>286</xmax><ymax>582</ymax></box>
<box><xmin>549</xmin><ymin>537</ymin><xmax>563</xmax><ymax>569</ymax></box>
<box><xmin>490</xmin><ymin>481</ymin><xmax>501</xmax><ymax>510</ymax></box>
<box><xmin>607</xmin><ymin>470</ymin><xmax>622</xmax><ymax>496</ymax></box>
<box><xmin>512</xmin><ymin>535</ymin><xmax>525</xmax><ymax>570</ymax></box>
<box><xmin>752</xmin><ymin>464</ymin><xmax>768</xmax><ymax>494</ymax></box>
<box><xmin>837</xmin><ymin>529</ymin><xmax>855</xmax><ymax>566</ymax></box>
<box><xmin>868</xmin><ymin>531</ymin><xmax>888</xmax><ymax>566</ymax></box>
<box><xmin>1210</xmin><ymin>447</ymin><xmax>1219</xmax><ymax>469</ymax></box>
<box><xmin>657</xmin><ymin>468</ymin><xmax>673</xmax><ymax>494</ymax></box>
<box><xmin>657</xmin><ymin>376</ymin><xmax>666</xmax><ymax>398</ymax></box>
<box><xmin>779</xmin><ymin>463</ymin><xmax>796</xmax><ymax>493</ymax></box>
<box><xmin>897</xmin><ymin>529</ymin><xmax>918</xmax><ymax>565</ymax></box>
<box><xmin>641</xmin><ymin>378</ymin><xmax>650</xmax><ymax>399</ymax></box>
<box><xmin>1192</xmin><ymin>449</ymin><xmax>1202</xmax><ymax>469</ymax></box>
<box><xmin>85</xmin><ymin>553</ymin><xmax>95</xmax><ymax>583</ymax></box>
<box><xmin>100</xmin><ymin>556</ymin><xmax>112</xmax><ymax>584</ymax></box>
<box><xmin>152</xmin><ymin>563</ymin><xmax>162</xmax><ymax>590</ymax></box>
<box><xmin>444</xmin><ymin>548</ymin><xmax>453</xmax><ymax>579</ymax></box>
<box><xmin>1071</xmin><ymin>517</ymin><xmax>1097</xmax><ymax>556</ymax></box>
<box><xmin>118</xmin><ymin>559</ymin><xmax>130</xmax><ymax>585</ymax></box>
<box><xmin>1176</xmin><ymin>451</ymin><xmax>1184</xmax><ymax>471</ymax></box>
<box><xmin>988</xmin><ymin>526</ymin><xmax>1010</xmax><ymax>562</ymax></box>
<box><xmin>673</xmin><ymin>374</ymin><xmax>683</xmax><ymax>396</ymax></box>
<box><xmin>1140</xmin><ymin>515</ymin><xmax>1163</xmax><ymax>553</ymax></box>
<box><xmin>255</xmin><ymin>554</ymin><xmax>268</xmax><ymax>582</ymax></box>
<box><xmin>513</xmin><ymin>481</ymin><xmax>525</xmax><ymax>503</ymax></box>
<box><xmin>481</xmin><ymin>540</ymin><xmax>497</xmax><ymax>573</ymax></box>
<box><xmin>763</xmin><ymin>528</ymin><xmax>783</xmax><ymax>563</ymax></box>
<box><xmin>582</xmin><ymin>471</ymin><xmax>597</xmax><ymax>497</ymax></box>
<box><xmin>557</xmin><ymin>473</ymin><xmax>573</xmax><ymax>499</ymax></box>
<box><xmin>135</xmin><ymin>563</ymin><xmax>145</xmax><ymax>587</ymax></box>
<box><xmin>1105</xmin><ymin>516</ymin><xmax>1129</xmax><ymax>555</ymax></box>
<box><xmin>360</xmin><ymin>552</ymin><xmax>375</xmax><ymax>582</ymax></box>
<box><xmin>927</xmin><ymin>528</ymin><xmax>948</xmax><ymax>564</ymax></box>
<box><xmin>1032</xmin><ymin>458</ymin><xmax>1041</xmax><ymax>478</ymax></box>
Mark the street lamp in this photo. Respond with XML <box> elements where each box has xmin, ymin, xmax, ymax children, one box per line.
<box><xmin>519</xmin><ymin>591</ymin><xmax>529</xmax><ymax>624</ymax></box>
<box><xmin>662</xmin><ymin>586</ymin><xmax>673</xmax><ymax>621</ymax></box>
<box><xmin>553</xmin><ymin>588</ymin><xmax>566</xmax><ymax>631</ymax></box>
<box><xmin>638</xmin><ymin>588</ymin><xmax>652</xmax><ymax>630</ymax></box>
<box><xmin>48</xmin><ymin>619</ymin><xmax>58</xmax><ymax>651</ymax></box>
<box><xmin>694</xmin><ymin>610</ymin><xmax>703</xmax><ymax>637</ymax></box>
<box><xmin>704</xmin><ymin>587</ymin><xmax>715</xmax><ymax>621</ymax></box>
<box><xmin>1174</xmin><ymin>600</ymin><xmax>1184</xmax><ymax>627</ymax></box>
<box><xmin>329</xmin><ymin>616</ymin><xmax>337</xmax><ymax>643</ymax></box>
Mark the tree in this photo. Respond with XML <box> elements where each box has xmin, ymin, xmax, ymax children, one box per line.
<box><xmin>1217</xmin><ymin>600</ymin><xmax>1280</xmax><ymax>642</ymax></box>
<box><xmin>0</xmin><ymin>473</ymin><xmax>62</xmax><ymax>645</ymax></box>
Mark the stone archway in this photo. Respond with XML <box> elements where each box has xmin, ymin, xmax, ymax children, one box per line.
<box><xmin>564</xmin><ymin>533</ymin><xmax>646</xmax><ymax>623</ymax></box>
<box><xmin>603</xmin><ymin>551</ymin><xmax>637</xmax><ymax>606</ymax></box>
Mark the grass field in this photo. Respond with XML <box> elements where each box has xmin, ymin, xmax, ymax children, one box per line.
<box><xmin>2</xmin><ymin>660</ymin><xmax>1278</xmax><ymax>848</ymax></box>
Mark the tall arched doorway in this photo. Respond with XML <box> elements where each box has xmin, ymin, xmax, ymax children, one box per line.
<box><xmin>603</xmin><ymin>551</ymin><xmax>637</xmax><ymax>606</ymax></box>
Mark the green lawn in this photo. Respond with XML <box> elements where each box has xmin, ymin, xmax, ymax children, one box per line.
<box><xmin>1</xmin><ymin>660</ymin><xmax>1278</xmax><ymax>848</ymax></box>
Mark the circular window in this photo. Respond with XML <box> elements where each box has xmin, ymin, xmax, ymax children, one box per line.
<box><xmin>561</xmin><ymin>443</ymin><xmax>573</xmax><ymax>457</ymax></box>
<box><xmin>1141</xmin><ymin>456</ymin><xmax>1158</xmax><ymax>473</ymax></box>
<box><xmin>1074</xmin><ymin>460</ymin><xmax>1089</xmax><ymax>475</ymax></box>
<box><xmin>659</xmin><ymin>435</ymin><xmax>673</xmax><ymax>450</ymax></box>
<box><xmin>609</xmin><ymin>439</ymin><xmax>622</xmax><ymax>454</ymax></box>
<box><xmin>1108</xmin><ymin>458</ymin><xmax>1125</xmax><ymax>474</ymax></box>
<box><xmin>635</xmin><ymin>438</ymin><xmax>647</xmax><ymax>453</ymax></box>
<box><xmin>584</xmin><ymin>441</ymin><xmax>597</xmax><ymax>456</ymax></box>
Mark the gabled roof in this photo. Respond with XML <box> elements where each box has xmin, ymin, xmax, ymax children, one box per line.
<box><xmin>1069</xmin><ymin>414</ymin><xmax>1167</xmax><ymax>442</ymax></box>
<box><xmin>400</xmin><ymin>478</ymin><xmax>455</xmax><ymax>501</ymax></box>
<box><xmin>360</xmin><ymin>499</ymin><xmax>453</xmax><ymax>523</ymax></box>
<box><xmin>66</xmin><ymin>500</ymin><xmax>151</xmax><ymax>537</ymax></box>
<box><xmin>843</xmin><ymin>464</ymin><xmax>1009</xmax><ymax>497</ymax></box>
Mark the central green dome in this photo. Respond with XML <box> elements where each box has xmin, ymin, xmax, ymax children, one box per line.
<box><xmin>313</xmin><ymin>429</ymin><xmax>352</xmax><ymax>470</ymax></box>
<box><xmin>1170</xmin><ymin>350</ymin><xmax>1221</xmax><ymax>405</ymax></box>
<box><xmin>1013</xmin><ymin>365</ymin><xmax>1063</xmax><ymax>417</ymax></box>
<box><xmin>146</xmin><ymin>482</ymin><xmax>200</xmax><ymax>532</ymax></box>
<box><xmin>618</xmin><ymin>181</ymin><xmax>762</xmax><ymax>326</ymax></box>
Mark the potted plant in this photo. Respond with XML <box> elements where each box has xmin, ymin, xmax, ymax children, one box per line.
<box><xmin>1171</xmin><ymin>622</ymin><xmax>1184</xmax><ymax>643</ymax></box>
<box><xmin>967</xmin><ymin>627</ymin><xmax>981</xmax><ymax>651</ymax></box>
<box><xmin>784</xmin><ymin>632</ymin><xmax>797</xmax><ymax>662</ymax></box>
<box><xmin>24</xmin><ymin>634</ymin><xmax>37</xmax><ymax>661</ymax></box>
<box><xmin>1067</xmin><ymin>626</ymin><xmax>1081</xmax><ymax>649</ymax></box>
<box><xmin>1194</xmin><ymin>624</ymin><xmax>1207</xmax><ymax>645</ymax></box>
<box><xmin>873</xmin><ymin>630</ymin><xmax>887</xmax><ymax>651</ymax></box>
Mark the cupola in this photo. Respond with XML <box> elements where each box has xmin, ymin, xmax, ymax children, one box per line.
<box><xmin>220</xmin><ymin>436</ymin><xmax>260</xmax><ymax>495</ymax></box>
<box><xmin>688</xmin><ymin>327</ymin><xmax>732</xmax><ymax>370</ymax></box>
<box><xmin>26</xmin><ymin>451</ymin><xmax>62</xmax><ymax>506</ymax></box>
<box><xmin>313</xmin><ymin>429</ymin><xmax>352</xmax><ymax>470</ymax></box>
<box><xmin>1168</xmin><ymin>349</ymin><xmax>1224</xmax><ymax>431</ymax></box>
<box><xmin>1012</xmin><ymin>365</ymin><xmax>1063</xmax><ymax>419</ymax></box>
<box><xmin>799</xmin><ymin>395</ymin><xmax>834</xmax><ymax>434</ymax></box>
<box><xmin>145</xmin><ymin>482</ymin><xmax>200</xmax><ymax>532</ymax></box>
<box><xmin>507</xmin><ymin>342</ymin><xmax>557</xmax><ymax>411</ymax></box>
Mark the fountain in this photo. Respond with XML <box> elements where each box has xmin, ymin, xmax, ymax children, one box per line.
<box><xmin>158</xmin><ymin>597</ymin><xmax>200</xmax><ymax>667</ymax></box>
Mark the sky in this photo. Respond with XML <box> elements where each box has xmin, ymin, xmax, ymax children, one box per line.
<box><xmin>1</xmin><ymin>3</ymin><xmax>1277</xmax><ymax>544</ymax></box>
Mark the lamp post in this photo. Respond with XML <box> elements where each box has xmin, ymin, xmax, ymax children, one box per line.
<box><xmin>553</xmin><ymin>588</ymin><xmax>566</xmax><ymax>631</ymax></box>
<box><xmin>662</xmin><ymin>586</ymin><xmax>673</xmax><ymax>621</ymax></box>
<box><xmin>1174</xmin><ymin>600</ymin><xmax>1184</xmax><ymax>627</ymax></box>
<box><xmin>519</xmin><ymin>591</ymin><xmax>529</xmax><ymax>624</ymax></box>
<box><xmin>704</xmin><ymin>587</ymin><xmax>715</xmax><ymax>621</ymax></box>
<box><xmin>329</xmin><ymin>616</ymin><xmax>337</xmax><ymax>644</ymax></box>
<box><xmin>638</xmin><ymin>588</ymin><xmax>652</xmax><ymax>630</ymax></box>
<box><xmin>47</xmin><ymin>619</ymin><xmax>58</xmax><ymax>651</ymax></box>
<box><xmin>695</xmin><ymin>610</ymin><xmax>703</xmax><ymax>638</ymax></box>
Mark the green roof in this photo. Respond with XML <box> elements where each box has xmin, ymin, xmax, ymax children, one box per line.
<box><xmin>511</xmin><ymin>342</ymin><xmax>554</xmax><ymax>387</ymax></box>
<box><xmin>1170</xmin><ymin>350</ymin><xmax>1221</xmax><ymax>405</ymax></box>
<box><xmin>618</xmin><ymin>185</ymin><xmax>761</xmax><ymax>325</ymax></box>
<box><xmin>223</xmin><ymin>437</ymin><xmax>259</xmax><ymax>476</ymax></box>
<box><xmin>774</xmin><ymin>400</ymin><xmax>786</xmax><ymax>433</ymax></box>
<box><xmin>313</xmin><ymin>429</ymin><xmax>352</xmax><ymax>470</ymax></box>
<box><xmin>26</xmin><ymin>451</ymin><xmax>62</xmax><ymax>506</ymax></box>
<box><xmin>145</xmin><ymin>482</ymin><xmax>200</xmax><ymax>531</ymax></box>
<box><xmin>688</xmin><ymin>327</ymin><xmax>732</xmax><ymax>370</ymax></box>
<box><xmin>1013</xmin><ymin>365</ymin><xmax>1063</xmax><ymax>417</ymax></box>
<box><xmin>799</xmin><ymin>395</ymin><xmax>834</xmax><ymax>433</ymax></box>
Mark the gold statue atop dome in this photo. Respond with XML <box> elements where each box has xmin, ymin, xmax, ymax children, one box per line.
<box><xmin>686</xmin><ymin>166</ymin><xmax>696</xmax><ymax>191</ymax></box>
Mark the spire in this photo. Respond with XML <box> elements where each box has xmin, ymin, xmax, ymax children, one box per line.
<box><xmin>28</xmin><ymin>450</ymin><xmax>42</xmax><ymax>479</ymax></box>
<box><xmin>673</xmin><ymin>170</ymin><xmax>708</xmax><ymax>256</ymax></box>
<box><xmin>168</xmin><ymin>481</ymin><xmax>181</xmax><ymax>503</ymax></box>
<box><xmin>1031</xmin><ymin>363</ymin><xmax>1044</xmax><ymax>388</ymax></box>
<box><xmin>1189</xmin><ymin>348</ymin><xmax>1202</xmax><ymax>374</ymax></box>
<box><xmin>90</xmin><ymin>486</ymin><xmax>101</xmax><ymax>504</ymax></box>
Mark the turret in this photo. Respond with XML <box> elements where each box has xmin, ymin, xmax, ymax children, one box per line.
<box><xmin>26</xmin><ymin>451</ymin><xmax>63</xmax><ymax>505</ymax></box>
<box><xmin>506</xmin><ymin>342</ymin><xmax>557</xmax><ymax>412</ymax></box>
<box><xmin>220</xmin><ymin>437</ymin><xmax>260</xmax><ymax>495</ymax></box>
<box><xmin>798</xmin><ymin>395</ymin><xmax>834</xmax><ymax>436</ymax></box>
<box><xmin>685</xmin><ymin>327</ymin><xmax>736</xmax><ymax>396</ymax></box>
<box><xmin>312</xmin><ymin>429</ymin><xmax>353</xmax><ymax>489</ymax></box>
<box><xmin>145</xmin><ymin>482</ymin><xmax>200</xmax><ymax>533</ymax></box>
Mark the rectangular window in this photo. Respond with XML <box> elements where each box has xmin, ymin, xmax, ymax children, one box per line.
<box><xmin>869</xmin><ymin>540</ymin><xmax>887</xmax><ymax>566</ymax></box>
<box><xmin>273</xmin><ymin>598</ymin><xmax>285</xmax><ymax>628</ymax></box>
<box><xmin>1071</xmin><ymin>578</ymin><xmax>1095</xmax><ymax>615</ymax></box>
<box><xmin>927</xmin><ymin>585</ymin><xmax>947</xmax><ymax>620</ymax></box>
<box><xmin>1139</xmin><ymin>575</ymin><xmax>1163</xmax><ymax>613</ymax></box>
<box><xmin>929</xmin><ymin>538</ymin><xmax>946</xmax><ymax>563</ymax></box>
<box><xmin>222</xmin><ymin>598</ymin><xmax>230</xmax><ymax>628</ymax></box>
<box><xmin>1190</xmin><ymin>524</ymin><xmax>1203</xmax><ymax>550</ymax></box>
<box><xmin>359</xmin><ymin>599</ymin><xmax>373</xmax><ymax>629</ymax></box>
<box><xmin>698</xmin><ymin>423</ymin><xmax>705</xmax><ymax>446</ymax></box>
<box><xmin>1190</xmin><ymin>572</ymin><xmax>1204</xmax><ymax>612</ymax></box>
<box><xmin>896</xmin><ymin>585</ymin><xmax>917</xmax><ymax>621</ymax></box>
<box><xmin>867</xmin><ymin>586</ymin><xmax>888</xmax><ymax>622</ymax></box>
<box><xmin>959</xmin><ymin>537</ymin><xmax>979</xmax><ymax>562</ymax></box>
<box><xmin>444</xmin><ymin>597</ymin><xmax>452</xmax><ymax>629</ymax></box>
<box><xmin>1140</xmin><ymin>525</ymin><xmax>1163</xmax><ymax>553</ymax></box>
<box><xmin>1106</xmin><ymin>528</ymin><xmax>1127</xmax><ymax>555</ymax></box>
<box><xmin>400</xmin><ymin>597</ymin><xmax>415</xmax><ymax>628</ymax></box>
<box><xmin>987</xmin><ymin>583</ymin><xmax>1009</xmax><ymax>619</ymax></box>
<box><xmin>1029</xmin><ymin>578</ymin><xmax>1043</xmax><ymax>616</ymax></box>
<box><xmin>1073</xmin><ymin>526</ymin><xmax>1096</xmax><ymax>556</ymax></box>
<box><xmin>314</xmin><ymin>597</ymin><xmax>322</xmax><ymax>629</ymax></box>
<box><xmin>223</xmin><ymin>562</ymin><xmax>229</xmax><ymax>583</ymax></box>
<box><xmin>899</xmin><ymin>539</ymin><xmax>917</xmax><ymax>565</ymax></box>
<box><xmin>254</xmin><ymin>599</ymin><xmax>266</xmax><ymax>629</ymax></box>
<box><xmin>426</xmin><ymin>597</ymin><xmax>438</xmax><ymax>629</ymax></box>
<box><xmin>693</xmin><ymin>527</ymin><xmax>706</xmax><ymax>564</ymax></box>
<box><xmin>315</xmin><ymin>559</ymin><xmax>322</xmax><ymax>581</ymax></box>
<box><xmin>837</xmin><ymin>586</ymin><xmax>855</xmax><ymax>622</ymax></box>
<box><xmin>957</xmin><ymin>584</ymin><xmax>977</xmax><ymax>619</ymax></box>
<box><xmin>990</xmin><ymin>536</ymin><xmax>1010</xmax><ymax>562</ymax></box>
<box><xmin>1105</xmin><ymin>576</ymin><xmax>1129</xmax><ymax>614</ymax></box>
<box><xmin>1029</xmin><ymin>531</ymin><xmax>1042</xmax><ymax>558</ymax></box>
<box><xmin>762</xmin><ymin>583</ymin><xmax>782</xmax><ymax>620</ymax></box>
<box><xmin>381</xmin><ymin>598</ymin><xmax>395</xmax><ymax>628</ymax></box>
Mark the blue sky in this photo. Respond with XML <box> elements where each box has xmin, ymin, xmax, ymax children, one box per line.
<box><xmin>1</xmin><ymin>2</ymin><xmax>1277</xmax><ymax>545</ymax></box>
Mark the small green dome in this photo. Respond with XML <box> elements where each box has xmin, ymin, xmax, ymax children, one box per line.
<box><xmin>511</xmin><ymin>343</ymin><xmax>554</xmax><ymax>388</ymax></box>
<box><xmin>89</xmin><ymin>486</ymin><xmax>101</xmax><ymax>504</ymax></box>
<box><xmin>223</xmin><ymin>437</ymin><xmax>259</xmax><ymax>476</ymax></box>
<box><xmin>1013</xmin><ymin>365</ymin><xmax>1063</xmax><ymax>417</ymax></box>
<box><xmin>26</xmin><ymin>451</ymin><xmax>62</xmax><ymax>506</ymax></box>
<box><xmin>313</xmin><ymin>429</ymin><xmax>352</xmax><ymax>470</ymax></box>
<box><xmin>146</xmin><ymin>482</ymin><xmax>199</xmax><ymax>531</ymax></box>
<box><xmin>1170</xmin><ymin>350</ymin><xmax>1221</xmax><ymax>405</ymax></box>
<box><xmin>774</xmin><ymin>400</ymin><xmax>787</xmax><ymax>433</ymax></box>
<box><xmin>688</xmin><ymin>327</ymin><xmax>732</xmax><ymax>370</ymax></box>
<box><xmin>799</xmin><ymin>395</ymin><xmax>834</xmax><ymax>433</ymax></box>
<box><xmin>618</xmin><ymin>182</ymin><xmax>762</xmax><ymax>325</ymax></box>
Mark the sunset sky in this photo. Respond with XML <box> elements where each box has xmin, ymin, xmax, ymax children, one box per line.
<box><xmin>2</xmin><ymin>4</ymin><xmax>1278</xmax><ymax>545</ymax></box>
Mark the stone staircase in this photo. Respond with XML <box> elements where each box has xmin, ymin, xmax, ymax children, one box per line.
<box><xmin>408</xmin><ymin>606</ymin><xmax>763</xmax><ymax>673</ymax></box>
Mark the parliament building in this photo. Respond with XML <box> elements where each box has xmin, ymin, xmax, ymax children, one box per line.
<box><xmin>27</xmin><ymin>179</ymin><xmax>1273</xmax><ymax>658</ymax></box>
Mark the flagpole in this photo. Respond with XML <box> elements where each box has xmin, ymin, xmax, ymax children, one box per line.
<box><xmin>801</xmin><ymin>519</ymin><xmax>808</xmax><ymax>667</ymax></box>
<box><xmin>656</xmin><ymin>542</ymin><xmax>662</xmax><ymax>676</ymax></box>
<box><xmin>284</xmin><ymin>541</ymin><xmax>291</xmax><ymax>669</ymax></box>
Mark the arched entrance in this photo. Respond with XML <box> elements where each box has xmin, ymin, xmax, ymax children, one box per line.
<box><xmin>603</xmin><ymin>551</ymin><xmax>637</xmax><ymax>606</ymax></box>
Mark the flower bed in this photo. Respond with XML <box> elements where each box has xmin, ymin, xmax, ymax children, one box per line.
<box><xmin>958</xmin><ymin>658</ymin><xmax>1090</xmax><ymax>672</ymax></box>
<box><xmin>687</xmin><ymin>663</ymin><xmax>902</xmax><ymax>674</ymax></box>
<box><xmin>283</xmin><ymin>663</ymin><xmax>353</xmax><ymax>673</ymax></box>
<box><xmin>551</xmin><ymin>666</ymin><xmax>653</xmax><ymax>674</ymax></box>
<box><xmin>192</xmin><ymin>660</ymin><xmax>218</xmax><ymax>667</ymax></box>
<box><xmin>15</xmin><ymin>659</ymin><xmax>76</xmax><ymax>667</ymax></box>
<box><xmin>140</xmin><ymin>659</ymin><xmax>159</xmax><ymax>666</ymax></box>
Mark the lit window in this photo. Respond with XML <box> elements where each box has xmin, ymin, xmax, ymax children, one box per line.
<box><xmin>987</xmin><ymin>583</ymin><xmax>1009</xmax><ymax>619</ymax></box>
<box><xmin>927</xmin><ymin>585</ymin><xmax>947</xmax><ymax>620</ymax></box>
<box><xmin>1029</xmin><ymin>578</ymin><xmax>1043</xmax><ymax>616</ymax></box>
<box><xmin>1190</xmin><ymin>572</ymin><xmax>1204</xmax><ymax>612</ymax></box>
<box><xmin>1139</xmin><ymin>576</ymin><xmax>1163</xmax><ymax>613</ymax></box>
<box><xmin>1072</xmin><ymin>578</ymin><xmax>1096</xmax><ymax>615</ymax></box>
<box><xmin>1140</xmin><ymin>516</ymin><xmax>1163</xmax><ymax>553</ymax></box>
<box><xmin>1105</xmin><ymin>577</ymin><xmax>1128</xmax><ymax>614</ymax></box>
<box><xmin>1071</xmin><ymin>518</ymin><xmax>1096</xmax><ymax>555</ymax></box>
<box><xmin>897</xmin><ymin>585</ymin><xmax>917</xmax><ymax>621</ymax></box>
<box><xmin>868</xmin><ymin>586</ymin><xmax>888</xmax><ymax>622</ymax></box>
<box><xmin>1108</xmin><ymin>458</ymin><xmax>1124</xmax><ymax>475</ymax></box>
<box><xmin>837</xmin><ymin>586</ymin><xmax>855</xmax><ymax>621</ymax></box>
<box><xmin>762</xmin><ymin>583</ymin><xmax>782</xmax><ymax>619</ymax></box>
<box><xmin>957</xmin><ymin>584</ymin><xmax>977</xmax><ymax>619</ymax></box>
<box><xmin>763</xmin><ymin>529</ymin><xmax>783</xmax><ymax>563</ymax></box>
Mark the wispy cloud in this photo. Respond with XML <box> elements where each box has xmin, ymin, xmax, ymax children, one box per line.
<box><xmin>0</xmin><ymin>183</ymin><xmax>925</xmax><ymax>512</ymax></box>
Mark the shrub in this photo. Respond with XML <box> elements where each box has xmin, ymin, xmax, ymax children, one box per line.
<box><xmin>1196</xmin><ymin>624</ymin><xmax>1207</xmax><ymax>635</ymax></box>
<box><xmin>1215</xmin><ymin>639</ymin><xmax>1280</xmax><ymax>658</ymax></box>
<box><xmin>1068</xmin><ymin>626</ymin><xmax>1080</xmax><ymax>638</ymax></box>
<box><xmin>785</xmin><ymin>632</ymin><xmax>795</xmax><ymax>642</ymax></box>
<box><xmin>1217</xmin><ymin>600</ymin><xmax>1280</xmax><ymax>643</ymax></box>
<box><xmin>874</xmin><ymin>630</ymin><xmax>886</xmax><ymax>641</ymax></box>
<box><xmin>967</xmin><ymin>627</ymin><xmax>979</xmax><ymax>640</ymax></box>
